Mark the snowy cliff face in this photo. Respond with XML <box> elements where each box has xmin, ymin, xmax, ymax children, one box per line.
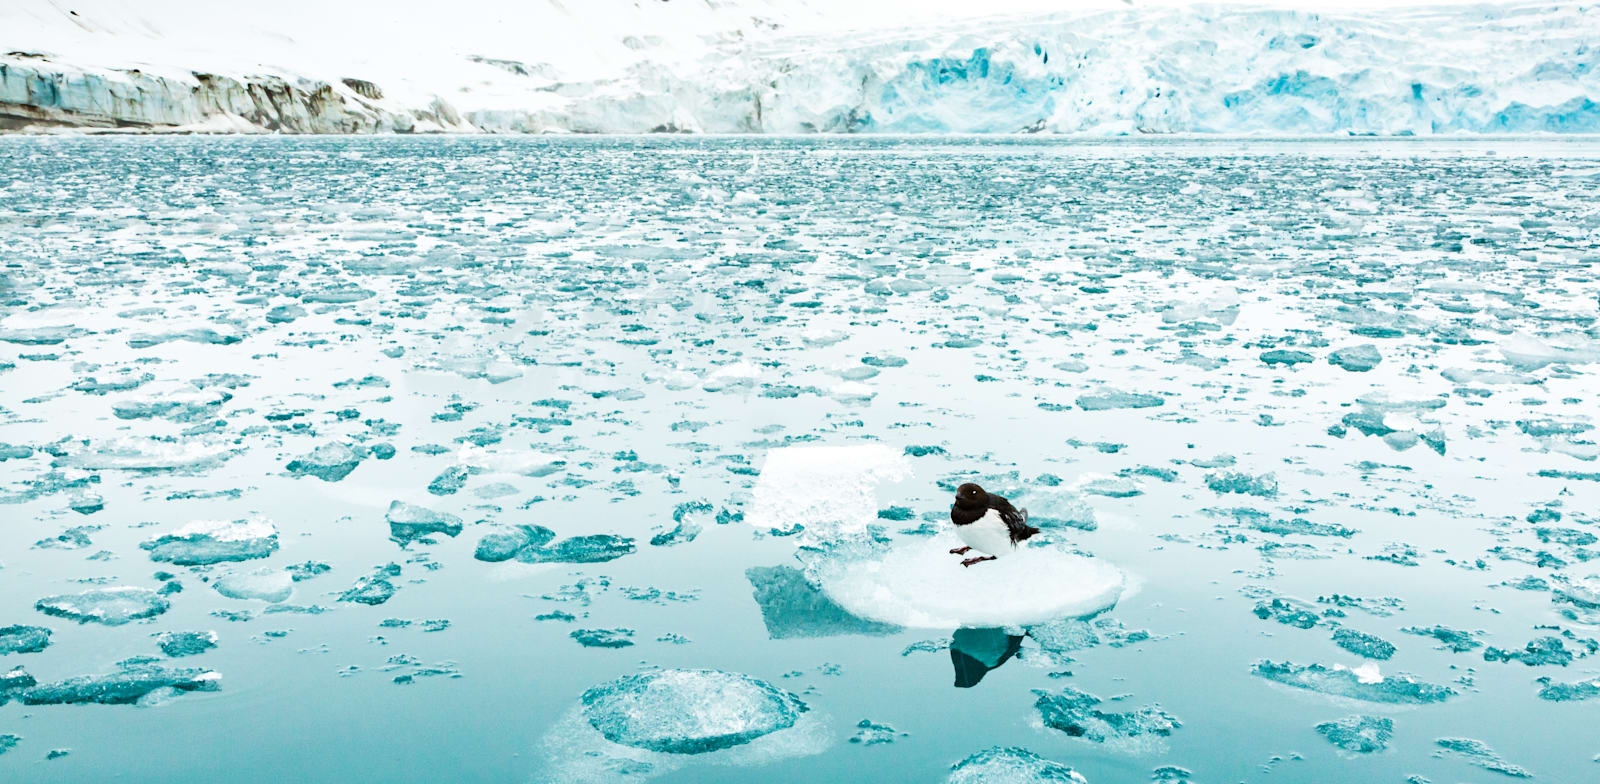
<box><xmin>1</xmin><ymin>0</ymin><xmax>1597</xmax><ymax>134</ymax></box>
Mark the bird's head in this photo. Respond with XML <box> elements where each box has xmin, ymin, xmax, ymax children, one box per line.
<box><xmin>955</xmin><ymin>483</ymin><xmax>988</xmax><ymax>509</ymax></box>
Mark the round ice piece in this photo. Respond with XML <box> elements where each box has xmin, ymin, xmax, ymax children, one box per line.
<box><xmin>815</xmin><ymin>536</ymin><xmax>1124</xmax><ymax>628</ymax></box>
<box><xmin>580</xmin><ymin>669</ymin><xmax>807</xmax><ymax>754</ymax></box>
<box><xmin>948</xmin><ymin>746</ymin><xmax>1088</xmax><ymax>783</ymax></box>
<box><xmin>214</xmin><ymin>568</ymin><xmax>294</xmax><ymax>603</ymax></box>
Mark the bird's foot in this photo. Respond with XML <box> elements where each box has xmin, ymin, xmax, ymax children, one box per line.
<box><xmin>949</xmin><ymin>546</ymin><xmax>972</xmax><ymax>555</ymax></box>
<box><xmin>961</xmin><ymin>556</ymin><xmax>997</xmax><ymax>567</ymax></box>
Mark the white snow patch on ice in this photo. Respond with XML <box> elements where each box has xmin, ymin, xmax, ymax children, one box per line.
<box><xmin>746</xmin><ymin>444</ymin><xmax>911</xmax><ymax>541</ymax></box>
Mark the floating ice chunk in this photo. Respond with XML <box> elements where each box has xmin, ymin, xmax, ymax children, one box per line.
<box><xmin>35</xmin><ymin>588</ymin><xmax>170</xmax><ymax>626</ymax></box>
<box><xmin>1253</xmin><ymin>598</ymin><xmax>1322</xmax><ymax>628</ymax></box>
<box><xmin>340</xmin><ymin>567</ymin><xmax>399</xmax><ymax>606</ymax></box>
<box><xmin>746</xmin><ymin>566</ymin><xmax>899</xmax><ymax>639</ymax></box>
<box><xmin>747</xmin><ymin>445</ymin><xmax>910</xmax><ymax>542</ymax></box>
<box><xmin>427</xmin><ymin>465</ymin><xmax>470</xmax><ymax>495</ymax></box>
<box><xmin>1251</xmin><ymin>661</ymin><xmax>1453</xmax><ymax>703</ymax></box>
<box><xmin>702</xmin><ymin>362</ymin><xmax>760</xmax><ymax>392</ymax></box>
<box><xmin>1080</xmin><ymin>476</ymin><xmax>1141</xmax><ymax>498</ymax></box>
<box><xmin>1434</xmin><ymin>738</ymin><xmax>1532</xmax><ymax>778</ymax></box>
<box><xmin>0</xmin><ymin>325</ymin><xmax>83</xmax><ymax>345</ymax></box>
<box><xmin>1537</xmin><ymin>676</ymin><xmax>1600</xmax><ymax>702</ymax></box>
<box><xmin>540</xmin><ymin>673</ymin><xmax>829</xmax><ymax>783</ymax></box>
<box><xmin>155</xmin><ymin>631</ymin><xmax>218</xmax><ymax>657</ymax></box>
<box><xmin>473</xmin><ymin>525</ymin><xmax>556</xmax><ymax>562</ymax></box>
<box><xmin>214</xmin><ymin>568</ymin><xmax>294</xmax><ymax>603</ymax></box>
<box><xmin>1401</xmin><ymin>625</ymin><xmax>1482</xmax><ymax>653</ymax></box>
<box><xmin>1331</xmin><ymin>628</ymin><xmax>1396</xmax><ymax>660</ymax></box>
<box><xmin>1483</xmin><ymin>636</ymin><xmax>1578</xmax><ymax>666</ymax></box>
<box><xmin>802</xmin><ymin>327</ymin><xmax>848</xmax><ymax>347</ymax></box>
<box><xmin>518</xmin><ymin>535</ymin><xmax>636</xmax><ymax>564</ymax></box>
<box><xmin>126</xmin><ymin>328</ymin><xmax>242</xmax><ymax>348</ymax></box>
<box><xmin>1328</xmin><ymin>345</ymin><xmax>1382</xmax><ymax>372</ymax></box>
<box><xmin>1204</xmin><ymin>472</ymin><xmax>1278</xmax><ymax>498</ymax></box>
<box><xmin>14</xmin><ymin>661</ymin><xmax>219</xmax><ymax>706</ymax></box>
<box><xmin>286</xmin><ymin>443</ymin><xmax>362</xmax><ymax>481</ymax></box>
<box><xmin>1033</xmin><ymin>686</ymin><xmax>1180</xmax><ymax>748</ymax></box>
<box><xmin>571</xmin><ymin>628</ymin><xmax>635</xmax><ymax>648</ymax></box>
<box><xmin>386</xmin><ymin>501</ymin><xmax>463</xmax><ymax>545</ymax></box>
<box><xmin>848</xmin><ymin>719</ymin><xmax>905</xmax><ymax>745</ymax></box>
<box><xmin>0</xmin><ymin>626</ymin><xmax>51</xmax><ymax>655</ymax></box>
<box><xmin>946</xmin><ymin>746</ymin><xmax>1087</xmax><ymax>783</ymax></box>
<box><xmin>1261</xmin><ymin>349</ymin><xmax>1315</xmax><ymax>367</ymax></box>
<box><xmin>456</xmin><ymin>446</ymin><xmax>564</xmax><ymax>477</ymax></box>
<box><xmin>1076</xmin><ymin>388</ymin><xmax>1163</xmax><ymax>411</ymax></box>
<box><xmin>111</xmin><ymin>384</ymin><xmax>230</xmax><ymax>423</ymax></box>
<box><xmin>814</xmin><ymin>536</ymin><xmax>1123</xmax><ymax>628</ymax></box>
<box><xmin>580</xmin><ymin>669</ymin><xmax>809</xmax><ymax>754</ymax></box>
<box><xmin>1499</xmin><ymin>331</ymin><xmax>1598</xmax><ymax>371</ymax></box>
<box><xmin>62</xmin><ymin>437</ymin><xmax>236</xmax><ymax>473</ymax></box>
<box><xmin>142</xmin><ymin>518</ymin><xmax>279</xmax><ymax>565</ymax></box>
<box><xmin>1248</xmin><ymin>518</ymin><xmax>1355</xmax><ymax>538</ymax></box>
<box><xmin>1315</xmin><ymin>715</ymin><xmax>1393</xmax><ymax>754</ymax></box>
<box><xmin>829</xmin><ymin>382</ymin><xmax>877</xmax><ymax>403</ymax></box>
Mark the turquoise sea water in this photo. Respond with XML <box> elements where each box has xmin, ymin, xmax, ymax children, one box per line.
<box><xmin>1</xmin><ymin>136</ymin><xmax>1599</xmax><ymax>782</ymax></box>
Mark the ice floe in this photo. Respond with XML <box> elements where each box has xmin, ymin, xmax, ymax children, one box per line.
<box><xmin>813</xmin><ymin>536</ymin><xmax>1123</xmax><ymax>629</ymax></box>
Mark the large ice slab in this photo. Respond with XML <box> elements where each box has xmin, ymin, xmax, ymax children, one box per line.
<box><xmin>813</xmin><ymin>536</ymin><xmax>1123</xmax><ymax>628</ymax></box>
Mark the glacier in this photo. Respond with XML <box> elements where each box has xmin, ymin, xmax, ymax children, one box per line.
<box><xmin>1</xmin><ymin>0</ymin><xmax>1597</xmax><ymax>134</ymax></box>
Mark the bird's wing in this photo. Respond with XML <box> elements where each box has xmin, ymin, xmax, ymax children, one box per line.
<box><xmin>991</xmin><ymin>497</ymin><xmax>1037</xmax><ymax>540</ymax></box>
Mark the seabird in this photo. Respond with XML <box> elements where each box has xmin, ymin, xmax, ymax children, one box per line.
<box><xmin>949</xmin><ymin>482</ymin><xmax>1038</xmax><ymax>566</ymax></box>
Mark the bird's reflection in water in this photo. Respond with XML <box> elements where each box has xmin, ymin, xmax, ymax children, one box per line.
<box><xmin>950</xmin><ymin>627</ymin><xmax>1025</xmax><ymax>688</ymax></box>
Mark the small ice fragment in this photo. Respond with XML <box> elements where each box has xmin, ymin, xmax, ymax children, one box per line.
<box><xmin>286</xmin><ymin>443</ymin><xmax>362</xmax><ymax>482</ymax></box>
<box><xmin>1315</xmin><ymin>715</ymin><xmax>1393</xmax><ymax>754</ymax></box>
<box><xmin>387</xmin><ymin>501</ymin><xmax>463</xmax><ymax>545</ymax></box>
<box><xmin>1076</xmin><ymin>388</ymin><xmax>1163</xmax><ymax>411</ymax></box>
<box><xmin>848</xmin><ymin>719</ymin><xmax>905</xmax><ymax>745</ymax></box>
<box><xmin>1434</xmin><ymin>738</ymin><xmax>1532</xmax><ymax>778</ymax></box>
<box><xmin>1252</xmin><ymin>660</ymin><xmax>1452</xmax><ymax>703</ymax></box>
<box><xmin>0</xmin><ymin>626</ymin><xmax>51</xmax><ymax>655</ymax></box>
<box><xmin>142</xmin><ymin>518</ymin><xmax>279</xmax><ymax>565</ymax></box>
<box><xmin>1332</xmin><ymin>629</ymin><xmax>1397</xmax><ymax>661</ymax></box>
<box><xmin>518</xmin><ymin>535</ymin><xmax>635</xmax><ymax>564</ymax></box>
<box><xmin>570</xmin><ymin>628</ymin><xmax>635</xmax><ymax>648</ymax></box>
<box><xmin>473</xmin><ymin>525</ymin><xmax>556</xmax><ymax>562</ymax></box>
<box><xmin>214</xmin><ymin>568</ymin><xmax>294</xmax><ymax>603</ymax></box>
<box><xmin>1033</xmin><ymin>686</ymin><xmax>1180</xmax><ymax>745</ymax></box>
<box><xmin>155</xmin><ymin>631</ymin><xmax>218</xmax><ymax>657</ymax></box>
<box><xmin>340</xmin><ymin>569</ymin><xmax>399</xmax><ymax>606</ymax></box>
<box><xmin>35</xmin><ymin>588</ymin><xmax>170</xmax><ymax>626</ymax></box>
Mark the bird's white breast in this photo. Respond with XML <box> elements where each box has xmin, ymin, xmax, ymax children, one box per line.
<box><xmin>956</xmin><ymin>509</ymin><xmax>1017</xmax><ymax>557</ymax></box>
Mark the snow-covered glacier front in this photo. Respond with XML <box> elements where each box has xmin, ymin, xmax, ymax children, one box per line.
<box><xmin>2</xmin><ymin>0</ymin><xmax>1598</xmax><ymax>134</ymax></box>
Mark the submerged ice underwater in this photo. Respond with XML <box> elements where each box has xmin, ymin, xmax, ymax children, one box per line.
<box><xmin>1</xmin><ymin>135</ymin><xmax>1599</xmax><ymax>782</ymax></box>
